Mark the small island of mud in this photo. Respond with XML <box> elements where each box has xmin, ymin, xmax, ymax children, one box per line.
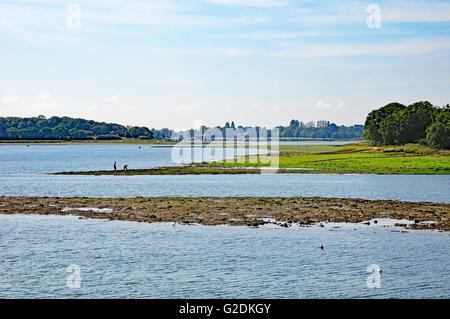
<box><xmin>0</xmin><ymin>196</ymin><xmax>448</xmax><ymax>231</ymax></box>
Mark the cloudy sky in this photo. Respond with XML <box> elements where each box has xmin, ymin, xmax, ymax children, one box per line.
<box><xmin>0</xmin><ymin>0</ymin><xmax>449</xmax><ymax>129</ymax></box>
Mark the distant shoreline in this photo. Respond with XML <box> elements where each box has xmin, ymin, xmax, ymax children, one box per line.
<box><xmin>1</xmin><ymin>196</ymin><xmax>448</xmax><ymax>231</ymax></box>
<box><xmin>0</xmin><ymin>138</ymin><xmax>177</xmax><ymax>145</ymax></box>
<box><xmin>0</xmin><ymin>138</ymin><xmax>363</xmax><ymax>144</ymax></box>
<box><xmin>49</xmin><ymin>165</ymin><xmax>450</xmax><ymax>175</ymax></box>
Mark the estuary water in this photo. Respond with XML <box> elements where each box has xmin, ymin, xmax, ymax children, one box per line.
<box><xmin>0</xmin><ymin>214</ymin><xmax>448</xmax><ymax>298</ymax></box>
<box><xmin>0</xmin><ymin>143</ymin><xmax>449</xmax><ymax>299</ymax></box>
<box><xmin>0</xmin><ymin>144</ymin><xmax>448</xmax><ymax>202</ymax></box>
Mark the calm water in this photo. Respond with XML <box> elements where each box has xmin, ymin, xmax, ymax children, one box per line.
<box><xmin>1</xmin><ymin>144</ymin><xmax>449</xmax><ymax>299</ymax></box>
<box><xmin>0</xmin><ymin>214</ymin><xmax>448</xmax><ymax>298</ymax></box>
<box><xmin>0</xmin><ymin>144</ymin><xmax>448</xmax><ymax>202</ymax></box>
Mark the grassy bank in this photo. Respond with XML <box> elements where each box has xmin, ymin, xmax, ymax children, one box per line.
<box><xmin>49</xmin><ymin>142</ymin><xmax>450</xmax><ymax>175</ymax></box>
<box><xmin>1</xmin><ymin>196</ymin><xmax>448</xmax><ymax>230</ymax></box>
<box><xmin>204</xmin><ymin>142</ymin><xmax>450</xmax><ymax>175</ymax></box>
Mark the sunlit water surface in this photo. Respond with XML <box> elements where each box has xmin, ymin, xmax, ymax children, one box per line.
<box><xmin>0</xmin><ymin>144</ymin><xmax>448</xmax><ymax>202</ymax></box>
<box><xmin>0</xmin><ymin>214</ymin><xmax>448</xmax><ymax>298</ymax></box>
<box><xmin>0</xmin><ymin>143</ymin><xmax>448</xmax><ymax>298</ymax></box>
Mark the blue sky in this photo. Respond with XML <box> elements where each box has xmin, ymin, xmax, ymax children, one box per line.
<box><xmin>0</xmin><ymin>0</ymin><xmax>449</xmax><ymax>129</ymax></box>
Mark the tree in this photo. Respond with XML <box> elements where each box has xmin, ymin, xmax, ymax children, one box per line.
<box><xmin>6</xmin><ymin>128</ymin><xmax>19</xmax><ymax>139</ymax></box>
<box><xmin>53</xmin><ymin>125</ymin><xmax>70</xmax><ymax>139</ymax></box>
<box><xmin>426</xmin><ymin>110</ymin><xmax>450</xmax><ymax>149</ymax></box>
<box><xmin>17</xmin><ymin>128</ymin><xmax>39</xmax><ymax>139</ymax></box>
<box><xmin>363</xmin><ymin>102</ymin><xmax>405</xmax><ymax>145</ymax></box>
<box><xmin>364</xmin><ymin>101</ymin><xmax>448</xmax><ymax>148</ymax></box>
<box><xmin>379</xmin><ymin>112</ymin><xmax>405</xmax><ymax>145</ymax></box>
<box><xmin>39</xmin><ymin>127</ymin><xmax>55</xmax><ymax>139</ymax></box>
<box><xmin>129</xmin><ymin>126</ymin><xmax>153</xmax><ymax>138</ymax></box>
<box><xmin>0</xmin><ymin>122</ymin><xmax>7</xmax><ymax>139</ymax></box>
<box><xmin>396</xmin><ymin>101</ymin><xmax>434</xmax><ymax>143</ymax></box>
<box><xmin>0</xmin><ymin>116</ymin><xmax>162</xmax><ymax>140</ymax></box>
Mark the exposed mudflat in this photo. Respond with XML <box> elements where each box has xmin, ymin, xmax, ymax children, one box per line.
<box><xmin>1</xmin><ymin>196</ymin><xmax>448</xmax><ymax>231</ymax></box>
<box><xmin>50</xmin><ymin>166</ymin><xmax>307</xmax><ymax>175</ymax></box>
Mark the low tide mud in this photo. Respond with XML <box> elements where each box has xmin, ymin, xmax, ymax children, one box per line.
<box><xmin>0</xmin><ymin>196</ymin><xmax>448</xmax><ymax>231</ymax></box>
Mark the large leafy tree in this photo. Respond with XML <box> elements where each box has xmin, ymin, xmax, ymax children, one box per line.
<box><xmin>426</xmin><ymin>109</ymin><xmax>450</xmax><ymax>149</ymax></box>
<box><xmin>379</xmin><ymin>112</ymin><xmax>404</xmax><ymax>145</ymax></box>
<box><xmin>396</xmin><ymin>101</ymin><xmax>434</xmax><ymax>143</ymax></box>
<box><xmin>364</xmin><ymin>101</ymin><xmax>448</xmax><ymax>149</ymax></box>
<box><xmin>363</xmin><ymin>102</ymin><xmax>405</xmax><ymax>145</ymax></box>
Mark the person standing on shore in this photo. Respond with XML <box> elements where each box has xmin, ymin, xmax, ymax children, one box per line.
<box><xmin>113</xmin><ymin>161</ymin><xmax>117</xmax><ymax>171</ymax></box>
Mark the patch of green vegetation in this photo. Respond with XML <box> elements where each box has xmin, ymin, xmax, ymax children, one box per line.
<box><xmin>363</xmin><ymin>101</ymin><xmax>449</xmax><ymax>149</ymax></box>
<box><xmin>50</xmin><ymin>142</ymin><xmax>450</xmax><ymax>175</ymax></box>
<box><xmin>0</xmin><ymin>138</ymin><xmax>176</xmax><ymax>145</ymax></box>
<box><xmin>203</xmin><ymin>142</ymin><xmax>450</xmax><ymax>175</ymax></box>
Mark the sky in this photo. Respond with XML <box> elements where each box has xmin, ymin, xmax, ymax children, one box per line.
<box><xmin>0</xmin><ymin>0</ymin><xmax>449</xmax><ymax>130</ymax></box>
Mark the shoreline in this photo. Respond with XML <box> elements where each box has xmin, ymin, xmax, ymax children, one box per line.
<box><xmin>1</xmin><ymin>196</ymin><xmax>448</xmax><ymax>231</ymax></box>
<box><xmin>0</xmin><ymin>138</ymin><xmax>177</xmax><ymax>145</ymax></box>
<box><xmin>0</xmin><ymin>138</ymin><xmax>362</xmax><ymax>144</ymax></box>
<box><xmin>49</xmin><ymin>165</ymin><xmax>450</xmax><ymax>175</ymax></box>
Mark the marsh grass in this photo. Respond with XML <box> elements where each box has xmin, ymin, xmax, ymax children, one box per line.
<box><xmin>204</xmin><ymin>142</ymin><xmax>450</xmax><ymax>175</ymax></box>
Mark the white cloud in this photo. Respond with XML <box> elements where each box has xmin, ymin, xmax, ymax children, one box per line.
<box><xmin>105</xmin><ymin>94</ymin><xmax>121</xmax><ymax>102</ymax></box>
<box><xmin>204</xmin><ymin>0</ymin><xmax>286</xmax><ymax>8</ymax></box>
<box><xmin>204</xmin><ymin>0</ymin><xmax>286</xmax><ymax>7</ymax></box>
<box><xmin>121</xmin><ymin>105</ymin><xmax>137</xmax><ymax>111</ymax></box>
<box><xmin>380</xmin><ymin>1</ymin><xmax>450</xmax><ymax>23</ymax></box>
<box><xmin>88</xmin><ymin>105</ymin><xmax>99</xmax><ymax>111</ymax></box>
<box><xmin>35</xmin><ymin>93</ymin><xmax>50</xmax><ymax>101</ymax></box>
<box><xmin>2</xmin><ymin>96</ymin><xmax>19</xmax><ymax>104</ymax></box>
<box><xmin>29</xmin><ymin>102</ymin><xmax>62</xmax><ymax>112</ymax></box>
<box><xmin>314</xmin><ymin>101</ymin><xmax>331</xmax><ymax>109</ymax></box>
<box><xmin>176</xmin><ymin>104</ymin><xmax>195</xmax><ymax>111</ymax></box>
<box><xmin>276</xmin><ymin>38</ymin><xmax>450</xmax><ymax>58</ymax></box>
<box><xmin>236</xmin><ymin>31</ymin><xmax>323</xmax><ymax>39</ymax></box>
<box><xmin>137</xmin><ymin>37</ymin><xmax>450</xmax><ymax>59</ymax></box>
<box><xmin>291</xmin><ymin>1</ymin><xmax>450</xmax><ymax>25</ymax></box>
<box><xmin>314</xmin><ymin>101</ymin><xmax>344</xmax><ymax>110</ymax></box>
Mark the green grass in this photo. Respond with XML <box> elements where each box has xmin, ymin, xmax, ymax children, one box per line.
<box><xmin>49</xmin><ymin>142</ymin><xmax>450</xmax><ymax>175</ymax></box>
<box><xmin>203</xmin><ymin>142</ymin><xmax>450</xmax><ymax>175</ymax></box>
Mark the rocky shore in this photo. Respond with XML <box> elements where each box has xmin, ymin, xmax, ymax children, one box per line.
<box><xmin>0</xmin><ymin>196</ymin><xmax>448</xmax><ymax>231</ymax></box>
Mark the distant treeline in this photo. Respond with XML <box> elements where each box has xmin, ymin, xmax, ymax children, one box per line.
<box><xmin>364</xmin><ymin>101</ymin><xmax>450</xmax><ymax>149</ymax></box>
<box><xmin>0</xmin><ymin>116</ymin><xmax>364</xmax><ymax>141</ymax></box>
<box><xmin>277</xmin><ymin>120</ymin><xmax>363</xmax><ymax>139</ymax></box>
<box><xmin>173</xmin><ymin>120</ymin><xmax>363</xmax><ymax>140</ymax></box>
<box><xmin>0</xmin><ymin>116</ymin><xmax>156</xmax><ymax>140</ymax></box>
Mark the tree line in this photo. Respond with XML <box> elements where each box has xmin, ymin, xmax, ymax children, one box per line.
<box><xmin>0</xmin><ymin>116</ymin><xmax>155</xmax><ymax>140</ymax></box>
<box><xmin>277</xmin><ymin>120</ymin><xmax>363</xmax><ymax>139</ymax></box>
<box><xmin>0</xmin><ymin>116</ymin><xmax>365</xmax><ymax>141</ymax></box>
<box><xmin>363</xmin><ymin>101</ymin><xmax>450</xmax><ymax>149</ymax></box>
<box><xmin>173</xmin><ymin>120</ymin><xmax>363</xmax><ymax>140</ymax></box>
